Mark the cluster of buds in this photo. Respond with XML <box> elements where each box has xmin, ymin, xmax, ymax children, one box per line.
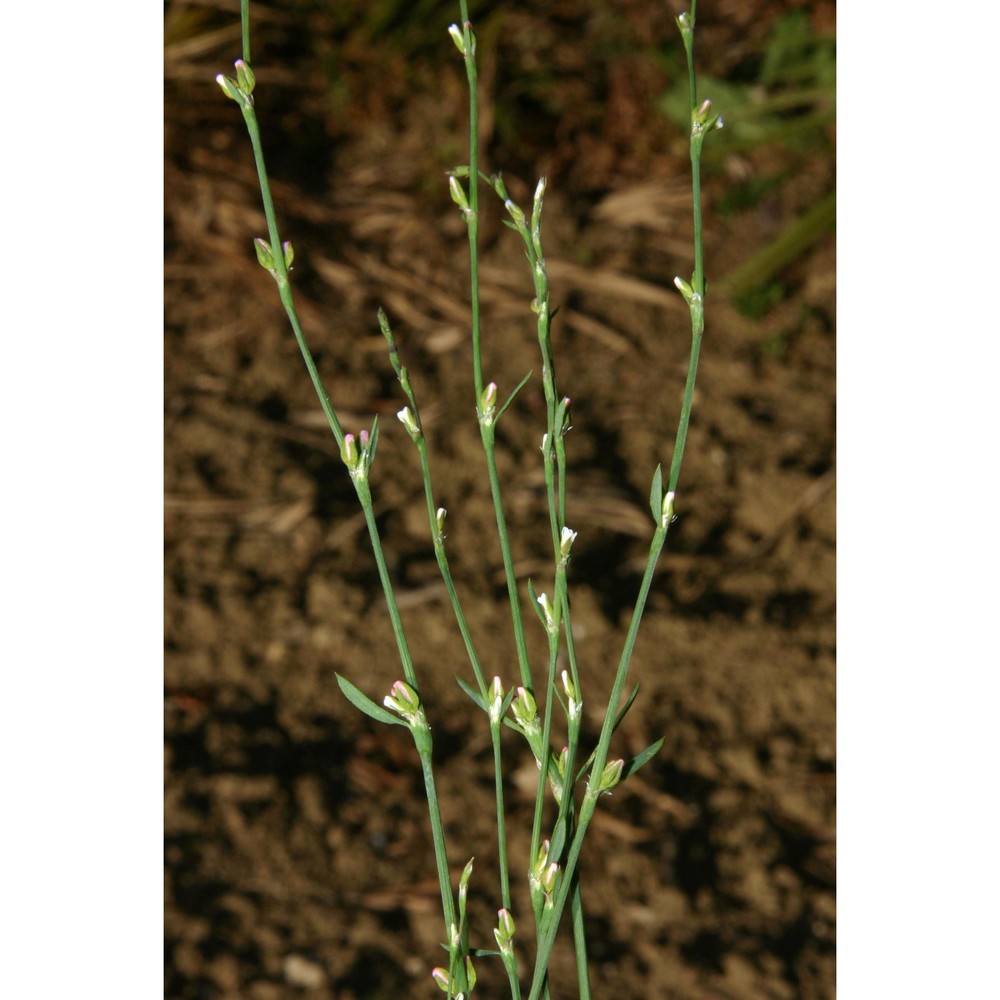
<box><xmin>691</xmin><ymin>97</ymin><xmax>724</xmax><ymax>137</ymax></box>
<box><xmin>383</xmin><ymin>680</ymin><xmax>423</xmax><ymax>726</ymax></box>
<box><xmin>251</xmin><ymin>236</ymin><xmax>294</xmax><ymax>282</ymax></box>
<box><xmin>340</xmin><ymin>427</ymin><xmax>377</xmax><ymax>483</ymax></box>
<box><xmin>216</xmin><ymin>58</ymin><xmax>255</xmax><ymax>108</ymax></box>
<box><xmin>529</xmin><ymin>839</ymin><xmax>561</xmax><ymax>908</ymax></box>
<box><xmin>431</xmin><ymin>962</ymin><xmax>476</xmax><ymax>998</ymax></box>
<box><xmin>493</xmin><ymin>908</ymin><xmax>516</xmax><ymax>956</ymax></box>
<box><xmin>447</xmin><ymin>20</ymin><xmax>476</xmax><ymax>58</ymax></box>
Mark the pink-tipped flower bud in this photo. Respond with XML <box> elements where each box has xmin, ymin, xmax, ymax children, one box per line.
<box><xmin>340</xmin><ymin>433</ymin><xmax>359</xmax><ymax>470</ymax></box>
<box><xmin>383</xmin><ymin>680</ymin><xmax>421</xmax><ymax>723</ymax></box>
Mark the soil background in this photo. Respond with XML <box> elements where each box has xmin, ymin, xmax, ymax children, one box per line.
<box><xmin>165</xmin><ymin>1</ymin><xmax>835</xmax><ymax>997</ymax></box>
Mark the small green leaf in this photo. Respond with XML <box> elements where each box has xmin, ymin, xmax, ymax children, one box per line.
<box><xmin>456</xmin><ymin>676</ymin><xmax>487</xmax><ymax>711</ymax></box>
<box><xmin>622</xmin><ymin>737</ymin><xmax>665</xmax><ymax>781</ymax></box>
<box><xmin>367</xmin><ymin>415</ymin><xmax>380</xmax><ymax>463</ymax></box>
<box><xmin>336</xmin><ymin>674</ymin><xmax>407</xmax><ymax>727</ymax></box>
<box><xmin>495</xmin><ymin>370</ymin><xmax>533</xmax><ymax>423</ymax></box>
<box><xmin>549</xmin><ymin>816</ymin><xmax>567</xmax><ymax>861</ymax></box>
<box><xmin>649</xmin><ymin>464</ymin><xmax>663</xmax><ymax>523</ymax></box>
<box><xmin>613</xmin><ymin>683</ymin><xmax>641</xmax><ymax>732</ymax></box>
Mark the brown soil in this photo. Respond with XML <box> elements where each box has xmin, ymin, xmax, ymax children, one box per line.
<box><xmin>165</xmin><ymin>2</ymin><xmax>835</xmax><ymax>998</ymax></box>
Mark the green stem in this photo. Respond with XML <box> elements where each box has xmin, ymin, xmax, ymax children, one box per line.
<box><xmin>230</xmin><ymin>1</ymin><xmax>458</xmax><ymax>964</ymax></box>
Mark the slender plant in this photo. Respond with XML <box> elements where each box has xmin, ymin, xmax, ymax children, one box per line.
<box><xmin>217</xmin><ymin>2</ymin><xmax>722</xmax><ymax>996</ymax></box>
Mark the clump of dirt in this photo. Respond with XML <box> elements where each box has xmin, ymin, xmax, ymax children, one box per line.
<box><xmin>166</xmin><ymin>1</ymin><xmax>834</xmax><ymax>997</ymax></box>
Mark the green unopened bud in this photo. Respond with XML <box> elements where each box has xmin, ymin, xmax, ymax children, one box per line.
<box><xmin>234</xmin><ymin>59</ymin><xmax>255</xmax><ymax>95</ymax></box>
<box><xmin>559</xmin><ymin>526</ymin><xmax>578</xmax><ymax>558</ymax></box>
<box><xmin>459</xmin><ymin>857</ymin><xmax>474</xmax><ymax>908</ymax></box>
<box><xmin>489</xmin><ymin>676</ymin><xmax>504</xmax><ymax>726</ymax></box>
<box><xmin>504</xmin><ymin>199</ymin><xmax>525</xmax><ymax>229</ymax></box>
<box><xmin>281</xmin><ymin>240</ymin><xmax>294</xmax><ymax>269</ymax></box>
<box><xmin>536</xmin><ymin>592</ymin><xmax>555</xmax><ymax>630</ymax></box>
<box><xmin>254</xmin><ymin>237</ymin><xmax>274</xmax><ymax>271</ymax></box>
<box><xmin>597</xmin><ymin>758</ymin><xmax>625</xmax><ymax>793</ymax></box>
<box><xmin>540</xmin><ymin>861</ymin><xmax>559</xmax><ymax>895</ymax></box>
<box><xmin>216</xmin><ymin>73</ymin><xmax>243</xmax><ymax>103</ymax></box>
<box><xmin>692</xmin><ymin>97</ymin><xmax>723</xmax><ymax>136</ymax></box>
<box><xmin>396</xmin><ymin>406</ymin><xmax>420</xmax><ymax>441</ymax></box>
<box><xmin>436</xmin><ymin>507</ymin><xmax>447</xmax><ymax>537</ymax></box>
<box><xmin>448</xmin><ymin>175</ymin><xmax>470</xmax><ymax>214</ymax></box>
<box><xmin>340</xmin><ymin>433</ymin><xmax>359</xmax><ymax>470</ymax></box>
<box><xmin>661</xmin><ymin>490</ymin><xmax>676</xmax><ymax>527</ymax></box>
<box><xmin>479</xmin><ymin>381</ymin><xmax>498</xmax><ymax>423</ymax></box>
<box><xmin>557</xmin><ymin>396</ymin><xmax>572</xmax><ymax>435</ymax></box>
<box><xmin>561</xmin><ymin>670</ymin><xmax>581</xmax><ymax>721</ymax></box>
<box><xmin>431</xmin><ymin>967</ymin><xmax>451</xmax><ymax>993</ymax></box>
<box><xmin>674</xmin><ymin>275</ymin><xmax>695</xmax><ymax>304</ymax></box>
<box><xmin>512</xmin><ymin>686</ymin><xmax>537</xmax><ymax>729</ymax></box>
<box><xmin>447</xmin><ymin>23</ymin><xmax>466</xmax><ymax>54</ymax></box>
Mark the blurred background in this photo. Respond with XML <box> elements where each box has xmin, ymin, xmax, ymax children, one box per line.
<box><xmin>165</xmin><ymin>1</ymin><xmax>835</xmax><ymax>997</ymax></box>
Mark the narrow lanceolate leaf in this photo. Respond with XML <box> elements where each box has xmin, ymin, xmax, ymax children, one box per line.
<box><xmin>649</xmin><ymin>464</ymin><xmax>663</xmax><ymax>523</ymax></box>
<box><xmin>455</xmin><ymin>676</ymin><xmax>488</xmax><ymax>712</ymax></box>
<box><xmin>613</xmin><ymin>683</ymin><xmax>641</xmax><ymax>732</ymax></box>
<box><xmin>622</xmin><ymin>737</ymin><xmax>665</xmax><ymax>781</ymax></box>
<box><xmin>495</xmin><ymin>369</ymin><xmax>533</xmax><ymax>423</ymax></box>
<box><xmin>575</xmin><ymin>683</ymin><xmax>641</xmax><ymax>782</ymax></box>
<box><xmin>549</xmin><ymin>816</ymin><xmax>568</xmax><ymax>862</ymax></box>
<box><xmin>336</xmin><ymin>674</ymin><xmax>407</xmax><ymax>727</ymax></box>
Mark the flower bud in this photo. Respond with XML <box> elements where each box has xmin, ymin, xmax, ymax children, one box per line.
<box><xmin>494</xmin><ymin>908</ymin><xmax>516</xmax><ymax>953</ymax></box>
<box><xmin>216</xmin><ymin>73</ymin><xmax>242</xmax><ymax>103</ymax></box>
<box><xmin>559</xmin><ymin>526</ymin><xmax>577</xmax><ymax>558</ymax></box>
<box><xmin>511</xmin><ymin>686</ymin><xmax>537</xmax><ymax>729</ymax></box>
<box><xmin>436</xmin><ymin>507</ymin><xmax>447</xmax><ymax>537</ymax></box>
<box><xmin>234</xmin><ymin>59</ymin><xmax>256</xmax><ymax>95</ymax></box>
<box><xmin>340</xmin><ymin>433</ymin><xmax>359</xmax><ymax>470</ymax></box>
<box><xmin>459</xmin><ymin>857</ymin><xmax>474</xmax><ymax>908</ymax></box>
<box><xmin>661</xmin><ymin>490</ymin><xmax>676</xmax><ymax>527</ymax></box>
<box><xmin>489</xmin><ymin>676</ymin><xmax>504</xmax><ymax>726</ymax></box>
<box><xmin>431</xmin><ymin>967</ymin><xmax>451</xmax><ymax>993</ymax></box>
<box><xmin>540</xmin><ymin>861</ymin><xmax>559</xmax><ymax>895</ymax></box>
<box><xmin>536</xmin><ymin>592</ymin><xmax>555</xmax><ymax>630</ymax></box>
<box><xmin>448</xmin><ymin>174</ymin><xmax>470</xmax><ymax>214</ymax></box>
<box><xmin>504</xmin><ymin>199</ymin><xmax>525</xmax><ymax>228</ymax></box>
<box><xmin>447</xmin><ymin>23</ymin><xmax>466</xmax><ymax>54</ymax></box>
<box><xmin>597</xmin><ymin>758</ymin><xmax>625</xmax><ymax>793</ymax></box>
<box><xmin>478</xmin><ymin>381</ymin><xmax>498</xmax><ymax>423</ymax></box>
<box><xmin>383</xmin><ymin>679</ymin><xmax>421</xmax><ymax>723</ymax></box>
<box><xmin>254</xmin><ymin>237</ymin><xmax>274</xmax><ymax>271</ymax></box>
<box><xmin>561</xmin><ymin>670</ymin><xmax>581</xmax><ymax>721</ymax></box>
<box><xmin>396</xmin><ymin>406</ymin><xmax>420</xmax><ymax>441</ymax></box>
